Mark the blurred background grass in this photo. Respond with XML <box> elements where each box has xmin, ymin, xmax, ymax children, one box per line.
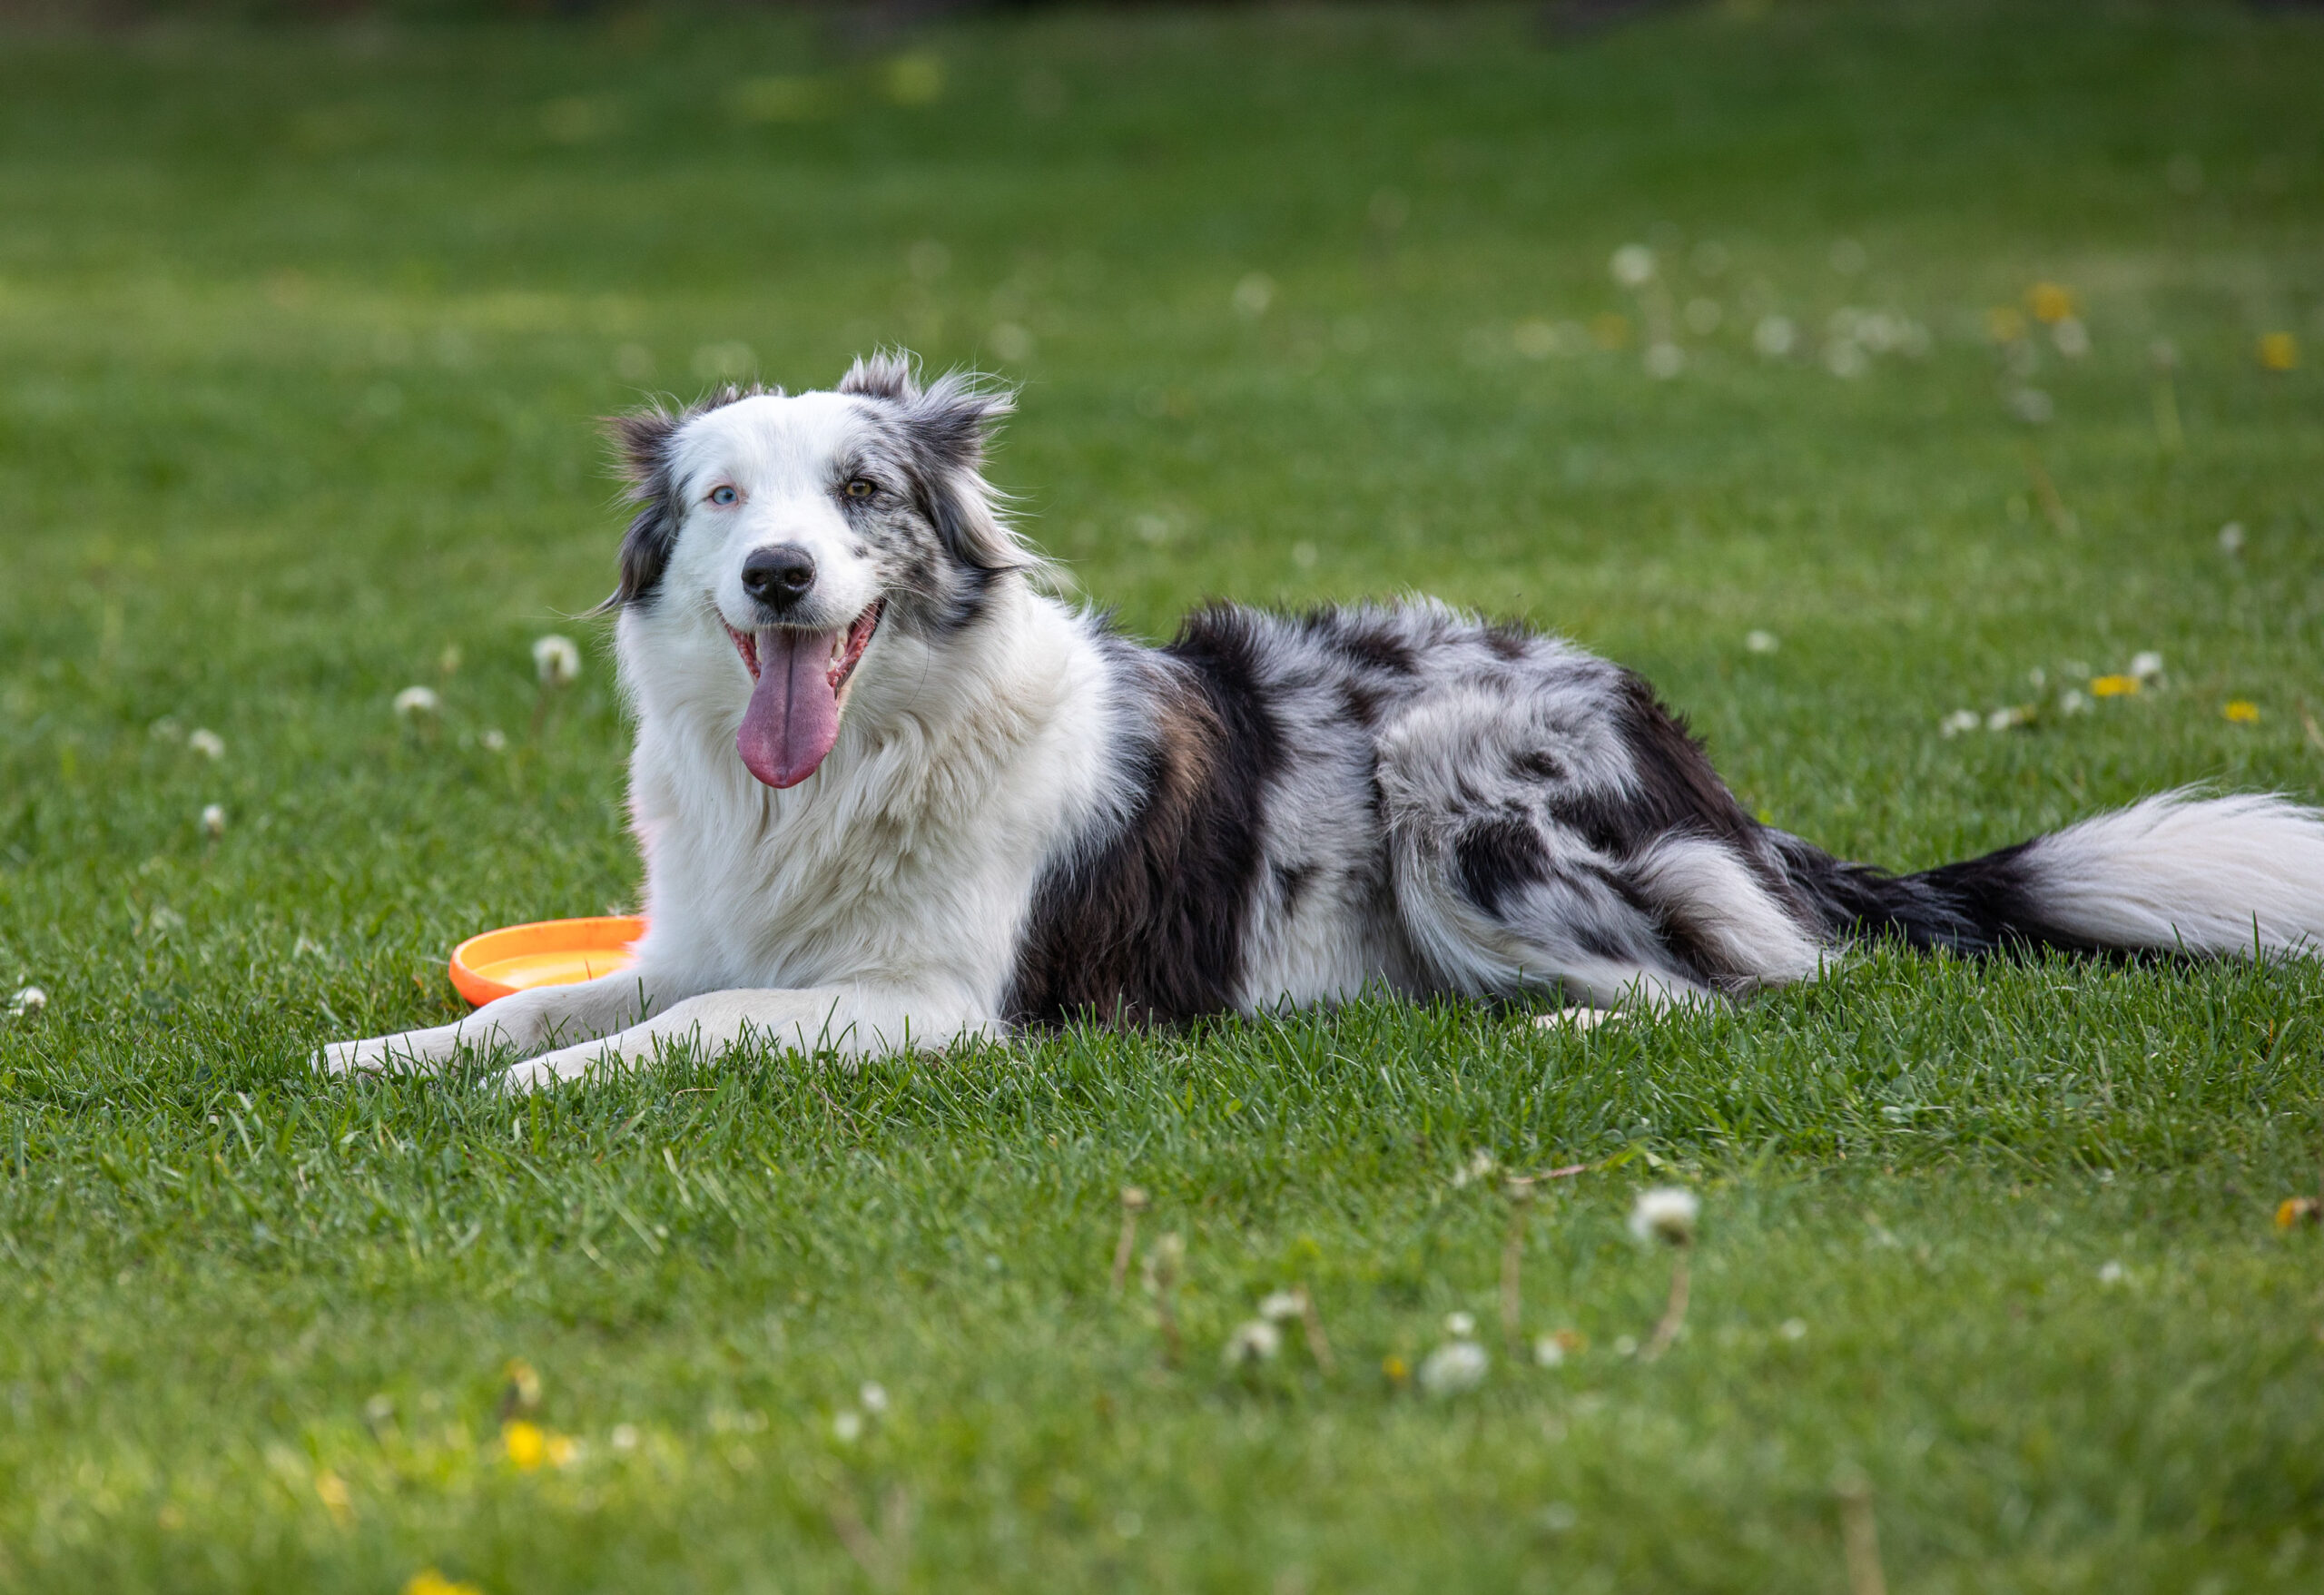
<box><xmin>2</xmin><ymin>3</ymin><xmax>2323</xmax><ymax>1590</ymax></box>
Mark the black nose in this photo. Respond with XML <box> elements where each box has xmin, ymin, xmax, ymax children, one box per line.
<box><xmin>740</xmin><ymin>544</ymin><xmax>816</xmax><ymax>608</ymax></box>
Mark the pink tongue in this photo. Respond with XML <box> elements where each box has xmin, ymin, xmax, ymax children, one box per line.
<box><xmin>736</xmin><ymin>629</ymin><xmax>841</xmax><ymax>789</ymax></box>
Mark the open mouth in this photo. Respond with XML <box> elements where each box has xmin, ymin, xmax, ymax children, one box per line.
<box><xmin>722</xmin><ymin>600</ymin><xmax>885</xmax><ymax>789</ymax></box>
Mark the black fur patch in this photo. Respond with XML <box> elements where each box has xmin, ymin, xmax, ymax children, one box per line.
<box><xmin>1566</xmin><ymin>673</ymin><xmax>1764</xmax><ymax>857</ymax></box>
<box><xmin>1004</xmin><ymin>610</ymin><xmax>1284</xmax><ymax>1027</ymax></box>
<box><xmin>1771</xmin><ymin>832</ymin><xmax>2088</xmax><ymax>956</ymax></box>
<box><xmin>1453</xmin><ymin>814</ymin><xmax>1551</xmax><ymax>916</ymax></box>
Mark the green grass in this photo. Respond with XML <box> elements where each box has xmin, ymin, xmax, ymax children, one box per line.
<box><xmin>4</xmin><ymin>1</ymin><xmax>2324</xmax><ymax>1588</ymax></box>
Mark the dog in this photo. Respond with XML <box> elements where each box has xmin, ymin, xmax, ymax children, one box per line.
<box><xmin>325</xmin><ymin>354</ymin><xmax>2324</xmax><ymax>1088</ymax></box>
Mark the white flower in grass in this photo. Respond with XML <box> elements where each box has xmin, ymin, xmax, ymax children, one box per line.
<box><xmin>1940</xmin><ymin>709</ymin><xmax>1981</xmax><ymax>737</ymax></box>
<box><xmin>1745</xmin><ymin>629</ymin><xmax>1778</xmax><ymax>655</ymax></box>
<box><xmin>859</xmin><ymin>1382</ymin><xmax>889</xmax><ymax>1414</ymax></box>
<box><xmin>394</xmin><ymin>685</ymin><xmax>439</xmax><ymax>719</ymax></box>
<box><xmin>201</xmin><ymin>804</ymin><xmax>225</xmax><ymax>839</ymax></box>
<box><xmin>832</xmin><ymin>1408</ymin><xmax>863</xmax><ymax>1443</ymax></box>
<box><xmin>1257</xmin><ymin>1290</ymin><xmax>1306</xmax><ymax>1323</ymax></box>
<box><xmin>7</xmin><ymin>986</ymin><xmax>45</xmax><ymax>1018</ymax></box>
<box><xmin>2218</xmin><ymin>522</ymin><xmax>2245</xmax><ymax>555</ymax></box>
<box><xmin>1752</xmin><ymin>314</ymin><xmax>1797</xmax><ymax>358</ymax></box>
<box><xmin>533</xmin><ymin>634</ymin><xmax>583</xmax><ymax>686</ymax></box>
<box><xmin>1452</xmin><ymin>1148</ymin><xmax>1498</xmax><ymax>1187</ymax></box>
<box><xmin>1222</xmin><ymin>1319</ymin><xmax>1282</xmax><ymax>1367</ymax></box>
<box><xmin>1443</xmin><ymin>1311</ymin><xmax>1477</xmax><ymax>1340</ymax></box>
<box><xmin>1629</xmin><ymin>1186</ymin><xmax>1699</xmax><ymax>1247</ymax></box>
<box><xmin>1417</xmin><ymin>1340</ymin><xmax>1489</xmax><ymax>1396</ymax></box>
<box><xmin>2128</xmin><ymin>650</ymin><xmax>2164</xmax><ymax>684</ymax></box>
<box><xmin>188</xmin><ymin>728</ymin><xmax>225</xmax><ymax>760</ymax></box>
<box><xmin>2051</xmin><ymin>317</ymin><xmax>2090</xmax><ymax>359</ymax></box>
<box><xmin>1610</xmin><ymin>244</ymin><xmax>1655</xmax><ymax>288</ymax></box>
<box><xmin>481</xmin><ymin>728</ymin><xmax>508</xmax><ymax>752</ymax></box>
<box><xmin>2057</xmin><ymin>689</ymin><xmax>2090</xmax><ymax>716</ymax></box>
<box><xmin>1532</xmin><ymin>1334</ymin><xmax>1566</xmax><ymax>1368</ymax></box>
<box><xmin>2007</xmin><ymin>388</ymin><xmax>2054</xmax><ymax>425</ymax></box>
<box><xmin>1779</xmin><ymin>1317</ymin><xmax>1808</xmax><ymax>1341</ymax></box>
<box><xmin>609</xmin><ymin>1423</ymin><xmax>640</xmax><ymax>1452</ymax></box>
<box><xmin>1643</xmin><ymin>341</ymin><xmax>1685</xmax><ymax>379</ymax></box>
<box><xmin>2097</xmin><ymin>1260</ymin><xmax>2125</xmax><ymax>1285</ymax></box>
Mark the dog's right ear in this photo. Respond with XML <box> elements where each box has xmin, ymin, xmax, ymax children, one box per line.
<box><xmin>598</xmin><ymin>408</ymin><xmax>683</xmax><ymax>613</ymax></box>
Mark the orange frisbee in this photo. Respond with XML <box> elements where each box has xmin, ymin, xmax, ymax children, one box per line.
<box><xmin>448</xmin><ymin>915</ymin><xmax>645</xmax><ymax>1007</ymax></box>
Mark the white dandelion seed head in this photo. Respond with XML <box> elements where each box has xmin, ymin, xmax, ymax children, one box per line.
<box><xmin>481</xmin><ymin>727</ymin><xmax>508</xmax><ymax>752</ymax></box>
<box><xmin>832</xmin><ymin>1409</ymin><xmax>863</xmax><ymax>1443</ymax></box>
<box><xmin>2128</xmin><ymin>650</ymin><xmax>2164</xmax><ymax>683</ymax></box>
<box><xmin>2097</xmin><ymin>1261</ymin><xmax>2125</xmax><ymax>1285</ymax></box>
<box><xmin>1629</xmin><ymin>1186</ymin><xmax>1700</xmax><ymax>1246</ymax></box>
<box><xmin>1257</xmin><ymin>1290</ymin><xmax>1306</xmax><ymax>1323</ymax></box>
<box><xmin>2008</xmin><ymin>388</ymin><xmax>2054</xmax><ymax>425</ymax></box>
<box><xmin>188</xmin><ymin>728</ymin><xmax>225</xmax><ymax>760</ymax></box>
<box><xmin>1417</xmin><ymin>1339</ymin><xmax>1489</xmax><ymax>1396</ymax></box>
<box><xmin>393</xmin><ymin>685</ymin><xmax>440</xmax><ymax>719</ymax></box>
<box><xmin>1745</xmin><ymin>629</ymin><xmax>1778</xmax><ymax>655</ymax></box>
<box><xmin>858</xmin><ymin>1382</ymin><xmax>889</xmax><ymax>1414</ymax></box>
<box><xmin>2218</xmin><ymin>522</ymin><xmax>2245</xmax><ymax>554</ymax></box>
<box><xmin>1443</xmin><ymin>1311</ymin><xmax>1477</xmax><ymax>1340</ymax></box>
<box><xmin>8</xmin><ymin>986</ymin><xmax>46</xmax><ymax>1018</ymax></box>
<box><xmin>1532</xmin><ymin>1334</ymin><xmax>1566</xmax><ymax>1368</ymax></box>
<box><xmin>1825</xmin><ymin>340</ymin><xmax>1869</xmax><ymax>379</ymax></box>
<box><xmin>201</xmin><ymin>803</ymin><xmax>225</xmax><ymax>838</ymax></box>
<box><xmin>1752</xmin><ymin>314</ymin><xmax>1797</xmax><ymax>357</ymax></box>
<box><xmin>609</xmin><ymin>1423</ymin><xmax>640</xmax><ymax>1452</ymax></box>
<box><xmin>533</xmin><ymin>634</ymin><xmax>582</xmax><ymax>686</ymax></box>
<box><xmin>1222</xmin><ymin>1319</ymin><xmax>1283</xmax><ymax>1367</ymax></box>
<box><xmin>1610</xmin><ymin>243</ymin><xmax>1656</xmax><ymax>288</ymax></box>
<box><xmin>2058</xmin><ymin>689</ymin><xmax>2089</xmax><ymax>715</ymax></box>
<box><xmin>1940</xmin><ymin>709</ymin><xmax>1981</xmax><ymax>737</ymax></box>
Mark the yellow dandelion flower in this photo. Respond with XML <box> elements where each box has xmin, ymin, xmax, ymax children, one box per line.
<box><xmin>502</xmin><ymin>1419</ymin><xmax>547</xmax><ymax>1471</ymax></box>
<box><xmin>2223</xmin><ymin>700</ymin><xmax>2260</xmax><ymax>724</ymax></box>
<box><xmin>1381</xmin><ymin>1354</ymin><xmax>1411</xmax><ymax>1385</ymax></box>
<box><xmin>2277</xmin><ymin>1196</ymin><xmax>2320</xmax><ymax>1230</ymax></box>
<box><xmin>2089</xmin><ymin>674</ymin><xmax>2140</xmax><ymax>697</ymax></box>
<box><xmin>313</xmin><ymin>1468</ymin><xmax>353</xmax><ymax>1526</ymax></box>
<box><xmin>2026</xmin><ymin>282</ymin><xmax>2075</xmax><ymax>324</ymax></box>
<box><xmin>404</xmin><ymin>1571</ymin><xmax>485</xmax><ymax>1595</ymax></box>
<box><xmin>1985</xmin><ymin>306</ymin><xmax>2026</xmax><ymax>343</ymax></box>
<box><xmin>2258</xmin><ymin>331</ymin><xmax>2299</xmax><ymax>372</ymax></box>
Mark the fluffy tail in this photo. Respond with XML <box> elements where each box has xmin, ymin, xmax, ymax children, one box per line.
<box><xmin>1772</xmin><ymin>789</ymin><xmax>2324</xmax><ymax>960</ymax></box>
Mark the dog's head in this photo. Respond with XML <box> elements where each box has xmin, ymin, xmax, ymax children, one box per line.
<box><xmin>604</xmin><ymin>353</ymin><xmax>1030</xmax><ymax>789</ymax></box>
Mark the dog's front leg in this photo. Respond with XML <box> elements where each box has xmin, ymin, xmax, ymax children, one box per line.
<box><xmin>319</xmin><ymin>969</ymin><xmax>684</xmax><ymax>1076</ymax></box>
<box><xmin>498</xmin><ymin>984</ymin><xmax>991</xmax><ymax>1091</ymax></box>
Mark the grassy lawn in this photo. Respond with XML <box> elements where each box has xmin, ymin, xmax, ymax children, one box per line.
<box><xmin>5</xmin><ymin>1</ymin><xmax>2324</xmax><ymax>1588</ymax></box>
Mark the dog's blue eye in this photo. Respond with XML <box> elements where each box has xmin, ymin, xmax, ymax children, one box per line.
<box><xmin>708</xmin><ymin>486</ymin><xmax>738</xmax><ymax>507</ymax></box>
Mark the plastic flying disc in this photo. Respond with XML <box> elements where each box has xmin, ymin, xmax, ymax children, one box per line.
<box><xmin>448</xmin><ymin>916</ymin><xmax>644</xmax><ymax>1008</ymax></box>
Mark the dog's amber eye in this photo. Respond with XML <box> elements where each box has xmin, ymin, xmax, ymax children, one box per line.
<box><xmin>843</xmin><ymin>478</ymin><xmax>877</xmax><ymax>500</ymax></box>
<box><xmin>708</xmin><ymin>485</ymin><xmax>739</xmax><ymax>507</ymax></box>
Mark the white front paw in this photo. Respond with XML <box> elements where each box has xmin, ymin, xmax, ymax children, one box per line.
<box><xmin>317</xmin><ymin>1027</ymin><xmax>456</xmax><ymax>1076</ymax></box>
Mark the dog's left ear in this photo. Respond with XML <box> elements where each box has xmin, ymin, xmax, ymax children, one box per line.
<box><xmin>597</xmin><ymin>406</ymin><xmax>684</xmax><ymax>612</ymax></box>
<box><xmin>842</xmin><ymin>355</ymin><xmax>1030</xmax><ymax>574</ymax></box>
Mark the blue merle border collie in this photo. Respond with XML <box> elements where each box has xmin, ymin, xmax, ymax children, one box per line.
<box><xmin>326</xmin><ymin>355</ymin><xmax>2324</xmax><ymax>1088</ymax></box>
